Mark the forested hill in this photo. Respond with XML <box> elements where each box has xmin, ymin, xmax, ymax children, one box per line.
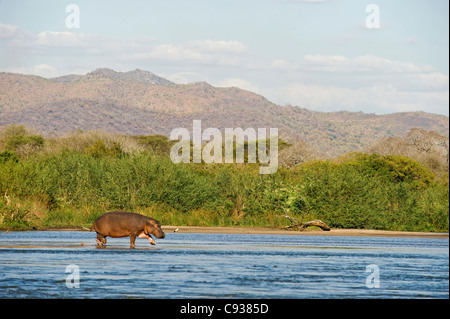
<box><xmin>0</xmin><ymin>68</ymin><xmax>448</xmax><ymax>156</ymax></box>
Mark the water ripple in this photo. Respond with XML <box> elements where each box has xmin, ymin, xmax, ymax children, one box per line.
<box><xmin>0</xmin><ymin>231</ymin><xmax>448</xmax><ymax>298</ymax></box>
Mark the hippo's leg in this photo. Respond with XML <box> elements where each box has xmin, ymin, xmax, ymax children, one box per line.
<box><xmin>138</xmin><ymin>232</ymin><xmax>156</xmax><ymax>246</ymax></box>
<box><xmin>96</xmin><ymin>233</ymin><xmax>107</xmax><ymax>246</ymax></box>
<box><xmin>130</xmin><ymin>234</ymin><xmax>136</xmax><ymax>249</ymax></box>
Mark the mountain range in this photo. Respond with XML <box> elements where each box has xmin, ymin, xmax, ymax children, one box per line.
<box><xmin>0</xmin><ymin>68</ymin><xmax>448</xmax><ymax>156</ymax></box>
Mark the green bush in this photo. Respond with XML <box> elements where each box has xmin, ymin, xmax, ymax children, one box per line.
<box><xmin>294</xmin><ymin>154</ymin><xmax>447</xmax><ymax>231</ymax></box>
<box><xmin>0</xmin><ymin>130</ymin><xmax>447</xmax><ymax>232</ymax></box>
<box><xmin>130</xmin><ymin>134</ymin><xmax>174</xmax><ymax>155</ymax></box>
<box><xmin>83</xmin><ymin>139</ymin><xmax>124</xmax><ymax>158</ymax></box>
<box><xmin>0</xmin><ymin>124</ymin><xmax>44</xmax><ymax>153</ymax></box>
<box><xmin>0</xmin><ymin>150</ymin><xmax>19</xmax><ymax>163</ymax></box>
<box><xmin>0</xmin><ymin>196</ymin><xmax>33</xmax><ymax>229</ymax></box>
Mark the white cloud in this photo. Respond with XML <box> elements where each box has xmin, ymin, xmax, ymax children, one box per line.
<box><xmin>269</xmin><ymin>54</ymin><xmax>436</xmax><ymax>76</ymax></box>
<box><xmin>149</xmin><ymin>43</ymin><xmax>205</xmax><ymax>61</ymax></box>
<box><xmin>166</xmin><ymin>71</ymin><xmax>201</xmax><ymax>83</ymax></box>
<box><xmin>0</xmin><ymin>23</ymin><xmax>18</xmax><ymax>38</ymax></box>
<box><xmin>264</xmin><ymin>82</ymin><xmax>449</xmax><ymax>115</ymax></box>
<box><xmin>270</xmin><ymin>59</ymin><xmax>294</xmax><ymax>71</ymax></box>
<box><xmin>302</xmin><ymin>54</ymin><xmax>434</xmax><ymax>73</ymax></box>
<box><xmin>36</xmin><ymin>31</ymin><xmax>85</xmax><ymax>47</ymax></box>
<box><xmin>5</xmin><ymin>64</ymin><xmax>59</xmax><ymax>78</ymax></box>
<box><xmin>1</xmin><ymin>25</ymin><xmax>157</xmax><ymax>58</ymax></box>
<box><xmin>135</xmin><ymin>40</ymin><xmax>248</xmax><ymax>65</ymax></box>
<box><xmin>263</xmin><ymin>53</ymin><xmax>449</xmax><ymax>114</ymax></box>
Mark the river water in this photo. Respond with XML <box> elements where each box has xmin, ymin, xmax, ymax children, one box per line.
<box><xmin>0</xmin><ymin>231</ymin><xmax>448</xmax><ymax>299</ymax></box>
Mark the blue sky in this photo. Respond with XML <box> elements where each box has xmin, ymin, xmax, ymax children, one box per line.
<box><xmin>0</xmin><ymin>0</ymin><xmax>448</xmax><ymax>115</ymax></box>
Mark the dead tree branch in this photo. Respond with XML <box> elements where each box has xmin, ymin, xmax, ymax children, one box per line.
<box><xmin>277</xmin><ymin>206</ymin><xmax>331</xmax><ymax>232</ymax></box>
<box><xmin>278</xmin><ymin>206</ymin><xmax>299</xmax><ymax>225</ymax></box>
<box><xmin>298</xmin><ymin>220</ymin><xmax>331</xmax><ymax>231</ymax></box>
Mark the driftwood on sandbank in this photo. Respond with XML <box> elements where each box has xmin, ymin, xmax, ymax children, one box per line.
<box><xmin>277</xmin><ymin>207</ymin><xmax>331</xmax><ymax>232</ymax></box>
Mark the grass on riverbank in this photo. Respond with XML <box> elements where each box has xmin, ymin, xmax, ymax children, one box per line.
<box><xmin>0</xmin><ymin>126</ymin><xmax>448</xmax><ymax>232</ymax></box>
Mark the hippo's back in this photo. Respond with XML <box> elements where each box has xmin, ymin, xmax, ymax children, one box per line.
<box><xmin>91</xmin><ymin>211</ymin><xmax>148</xmax><ymax>235</ymax></box>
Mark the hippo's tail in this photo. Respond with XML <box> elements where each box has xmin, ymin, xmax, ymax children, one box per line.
<box><xmin>89</xmin><ymin>223</ymin><xmax>96</xmax><ymax>232</ymax></box>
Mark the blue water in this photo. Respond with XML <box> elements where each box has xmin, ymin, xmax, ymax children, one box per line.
<box><xmin>0</xmin><ymin>231</ymin><xmax>448</xmax><ymax>299</ymax></box>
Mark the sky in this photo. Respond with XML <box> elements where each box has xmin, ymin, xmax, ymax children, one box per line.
<box><xmin>0</xmin><ymin>0</ymin><xmax>448</xmax><ymax>115</ymax></box>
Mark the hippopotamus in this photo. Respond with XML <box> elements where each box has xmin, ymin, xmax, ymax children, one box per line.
<box><xmin>90</xmin><ymin>211</ymin><xmax>165</xmax><ymax>248</ymax></box>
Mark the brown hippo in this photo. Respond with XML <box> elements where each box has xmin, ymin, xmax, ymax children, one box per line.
<box><xmin>90</xmin><ymin>211</ymin><xmax>165</xmax><ymax>248</ymax></box>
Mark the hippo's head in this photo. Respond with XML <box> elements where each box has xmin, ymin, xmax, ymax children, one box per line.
<box><xmin>145</xmin><ymin>219</ymin><xmax>165</xmax><ymax>239</ymax></box>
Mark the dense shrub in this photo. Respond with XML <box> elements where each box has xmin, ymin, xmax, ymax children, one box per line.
<box><xmin>295</xmin><ymin>153</ymin><xmax>447</xmax><ymax>231</ymax></box>
<box><xmin>0</xmin><ymin>129</ymin><xmax>447</xmax><ymax>232</ymax></box>
<box><xmin>0</xmin><ymin>195</ymin><xmax>33</xmax><ymax>229</ymax></box>
<box><xmin>0</xmin><ymin>150</ymin><xmax>19</xmax><ymax>163</ymax></box>
<box><xmin>130</xmin><ymin>134</ymin><xmax>174</xmax><ymax>155</ymax></box>
<box><xmin>335</xmin><ymin>152</ymin><xmax>435</xmax><ymax>188</ymax></box>
<box><xmin>0</xmin><ymin>124</ymin><xmax>44</xmax><ymax>157</ymax></box>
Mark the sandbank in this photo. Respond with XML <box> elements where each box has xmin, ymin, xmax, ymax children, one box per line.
<box><xmin>162</xmin><ymin>226</ymin><xmax>448</xmax><ymax>239</ymax></box>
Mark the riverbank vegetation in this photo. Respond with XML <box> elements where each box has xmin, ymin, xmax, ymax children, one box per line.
<box><xmin>0</xmin><ymin>124</ymin><xmax>448</xmax><ymax>232</ymax></box>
